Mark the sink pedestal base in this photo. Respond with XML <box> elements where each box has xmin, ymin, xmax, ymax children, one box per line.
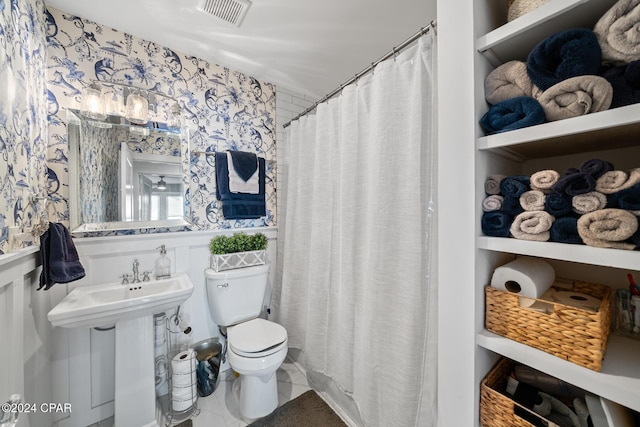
<box><xmin>115</xmin><ymin>315</ymin><xmax>158</xmax><ymax>427</ymax></box>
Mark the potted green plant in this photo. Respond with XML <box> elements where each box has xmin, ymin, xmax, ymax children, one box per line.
<box><xmin>209</xmin><ymin>232</ymin><xmax>268</xmax><ymax>271</ymax></box>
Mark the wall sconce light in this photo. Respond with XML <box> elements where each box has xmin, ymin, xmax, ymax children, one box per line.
<box><xmin>125</xmin><ymin>90</ymin><xmax>149</xmax><ymax>125</ymax></box>
<box><xmin>104</xmin><ymin>85</ymin><xmax>125</xmax><ymax>117</ymax></box>
<box><xmin>156</xmin><ymin>176</ymin><xmax>167</xmax><ymax>190</ymax></box>
<box><xmin>80</xmin><ymin>84</ymin><xmax>106</xmax><ymax>120</ymax></box>
<box><xmin>168</xmin><ymin>103</ymin><xmax>185</xmax><ymax>130</ymax></box>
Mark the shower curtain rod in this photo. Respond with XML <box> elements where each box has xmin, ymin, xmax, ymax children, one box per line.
<box><xmin>283</xmin><ymin>20</ymin><xmax>436</xmax><ymax>129</ymax></box>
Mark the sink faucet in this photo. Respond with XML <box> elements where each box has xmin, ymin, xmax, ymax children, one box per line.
<box><xmin>132</xmin><ymin>259</ymin><xmax>141</xmax><ymax>283</ymax></box>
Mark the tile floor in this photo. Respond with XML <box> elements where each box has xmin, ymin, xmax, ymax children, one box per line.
<box><xmin>182</xmin><ymin>359</ymin><xmax>310</xmax><ymax>427</ymax></box>
<box><xmin>89</xmin><ymin>359</ymin><xmax>310</xmax><ymax>427</ymax></box>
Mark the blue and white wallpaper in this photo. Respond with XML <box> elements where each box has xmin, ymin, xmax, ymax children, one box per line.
<box><xmin>46</xmin><ymin>7</ymin><xmax>277</xmax><ymax>235</ymax></box>
<box><xmin>0</xmin><ymin>0</ymin><xmax>49</xmax><ymax>255</ymax></box>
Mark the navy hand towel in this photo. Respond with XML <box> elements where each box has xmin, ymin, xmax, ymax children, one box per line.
<box><xmin>526</xmin><ymin>28</ymin><xmax>601</xmax><ymax>91</ymax></box>
<box><xmin>38</xmin><ymin>223</ymin><xmax>86</xmax><ymax>290</ymax></box>
<box><xmin>500</xmin><ymin>175</ymin><xmax>531</xmax><ymax>198</ymax></box>
<box><xmin>607</xmin><ymin>183</ymin><xmax>640</xmax><ymax>211</ymax></box>
<box><xmin>480</xmin><ymin>96</ymin><xmax>545</xmax><ymax>135</ymax></box>
<box><xmin>544</xmin><ymin>192</ymin><xmax>573</xmax><ymax>217</ymax></box>
<box><xmin>228</xmin><ymin>150</ymin><xmax>258</xmax><ymax>181</ymax></box>
<box><xmin>580</xmin><ymin>158</ymin><xmax>614</xmax><ymax>179</ymax></box>
<box><xmin>215</xmin><ymin>152</ymin><xmax>266</xmax><ymax>219</ymax></box>
<box><xmin>550</xmin><ymin>216</ymin><xmax>583</xmax><ymax>244</ymax></box>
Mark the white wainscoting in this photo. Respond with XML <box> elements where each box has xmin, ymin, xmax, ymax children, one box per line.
<box><xmin>0</xmin><ymin>227</ymin><xmax>277</xmax><ymax>427</ymax></box>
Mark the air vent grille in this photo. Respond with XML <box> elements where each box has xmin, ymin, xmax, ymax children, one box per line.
<box><xmin>198</xmin><ymin>0</ymin><xmax>252</xmax><ymax>27</ymax></box>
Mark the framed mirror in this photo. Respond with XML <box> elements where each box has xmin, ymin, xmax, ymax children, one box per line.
<box><xmin>67</xmin><ymin>109</ymin><xmax>191</xmax><ymax>234</ymax></box>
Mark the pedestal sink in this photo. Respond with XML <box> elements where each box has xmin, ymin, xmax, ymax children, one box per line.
<box><xmin>48</xmin><ymin>272</ymin><xmax>195</xmax><ymax>427</ymax></box>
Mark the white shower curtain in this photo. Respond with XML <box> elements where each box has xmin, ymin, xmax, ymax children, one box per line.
<box><xmin>274</xmin><ymin>31</ymin><xmax>437</xmax><ymax>427</ymax></box>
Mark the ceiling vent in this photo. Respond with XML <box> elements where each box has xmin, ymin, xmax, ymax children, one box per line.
<box><xmin>198</xmin><ymin>0</ymin><xmax>252</xmax><ymax>27</ymax></box>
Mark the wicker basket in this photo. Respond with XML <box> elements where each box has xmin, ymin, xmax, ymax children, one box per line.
<box><xmin>209</xmin><ymin>250</ymin><xmax>266</xmax><ymax>272</ymax></box>
<box><xmin>480</xmin><ymin>357</ymin><xmax>544</xmax><ymax>427</ymax></box>
<box><xmin>485</xmin><ymin>280</ymin><xmax>612</xmax><ymax>371</ymax></box>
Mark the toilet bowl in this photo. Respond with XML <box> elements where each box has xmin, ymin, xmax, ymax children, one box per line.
<box><xmin>204</xmin><ymin>265</ymin><xmax>288</xmax><ymax>420</ymax></box>
<box><xmin>227</xmin><ymin>318</ymin><xmax>288</xmax><ymax>419</ymax></box>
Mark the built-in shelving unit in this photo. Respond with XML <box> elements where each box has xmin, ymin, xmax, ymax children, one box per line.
<box><xmin>472</xmin><ymin>0</ymin><xmax>640</xmax><ymax>424</ymax></box>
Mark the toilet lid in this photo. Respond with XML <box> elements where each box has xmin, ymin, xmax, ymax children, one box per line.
<box><xmin>228</xmin><ymin>318</ymin><xmax>287</xmax><ymax>354</ymax></box>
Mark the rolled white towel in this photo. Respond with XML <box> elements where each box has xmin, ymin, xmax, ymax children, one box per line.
<box><xmin>485</xmin><ymin>174</ymin><xmax>506</xmax><ymax>195</ymax></box>
<box><xmin>482</xmin><ymin>195</ymin><xmax>504</xmax><ymax>212</ymax></box>
<box><xmin>595</xmin><ymin>168</ymin><xmax>640</xmax><ymax>194</ymax></box>
<box><xmin>535</xmin><ymin>76</ymin><xmax>613</xmax><ymax>121</ymax></box>
<box><xmin>593</xmin><ymin>0</ymin><xmax>640</xmax><ymax>65</ymax></box>
<box><xmin>520</xmin><ymin>190</ymin><xmax>546</xmax><ymax>211</ymax></box>
<box><xmin>485</xmin><ymin>61</ymin><xmax>535</xmax><ymax>104</ymax></box>
<box><xmin>530</xmin><ymin>170</ymin><xmax>560</xmax><ymax>193</ymax></box>
<box><xmin>577</xmin><ymin>208</ymin><xmax>638</xmax><ymax>250</ymax></box>
<box><xmin>572</xmin><ymin>191</ymin><xmax>607</xmax><ymax>214</ymax></box>
<box><xmin>510</xmin><ymin>211</ymin><xmax>555</xmax><ymax>241</ymax></box>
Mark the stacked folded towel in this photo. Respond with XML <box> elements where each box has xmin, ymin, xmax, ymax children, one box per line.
<box><xmin>215</xmin><ymin>151</ymin><xmax>266</xmax><ymax>220</ymax></box>
<box><xmin>482</xmin><ymin>0</ymin><xmax>640</xmax><ymax>134</ymax></box>
<box><xmin>481</xmin><ymin>158</ymin><xmax>640</xmax><ymax>250</ymax></box>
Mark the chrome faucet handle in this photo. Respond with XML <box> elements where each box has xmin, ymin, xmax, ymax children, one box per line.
<box><xmin>142</xmin><ymin>271</ymin><xmax>151</xmax><ymax>281</ymax></box>
<box><xmin>120</xmin><ymin>274</ymin><xmax>130</xmax><ymax>285</ymax></box>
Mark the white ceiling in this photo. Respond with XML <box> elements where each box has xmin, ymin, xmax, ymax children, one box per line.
<box><xmin>44</xmin><ymin>0</ymin><xmax>436</xmax><ymax>99</ymax></box>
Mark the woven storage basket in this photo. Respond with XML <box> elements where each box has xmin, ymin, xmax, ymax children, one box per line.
<box><xmin>481</xmin><ymin>357</ymin><xmax>544</xmax><ymax>427</ymax></box>
<box><xmin>485</xmin><ymin>280</ymin><xmax>611</xmax><ymax>371</ymax></box>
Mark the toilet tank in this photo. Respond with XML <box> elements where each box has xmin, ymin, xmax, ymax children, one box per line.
<box><xmin>205</xmin><ymin>264</ymin><xmax>269</xmax><ymax>327</ymax></box>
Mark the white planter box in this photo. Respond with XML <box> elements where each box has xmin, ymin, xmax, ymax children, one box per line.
<box><xmin>209</xmin><ymin>250</ymin><xmax>266</xmax><ymax>272</ymax></box>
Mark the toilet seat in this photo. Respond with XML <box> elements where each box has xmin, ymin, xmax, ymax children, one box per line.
<box><xmin>228</xmin><ymin>318</ymin><xmax>287</xmax><ymax>358</ymax></box>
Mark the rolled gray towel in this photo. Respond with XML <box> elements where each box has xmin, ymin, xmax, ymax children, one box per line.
<box><xmin>595</xmin><ymin>168</ymin><xmax>640</xmax><ymax>194</ymax></box>
<box><xmin>535</xmin><ymin>76</ymin><xmax>613</xmax><ymax>121</ymax></box>
<box><xmin>572</xmin><ymin>191</ymin><xmax>607</xmax><ymax>214</ymax></box>
<box><xmin>530</xmin><ymin>170</ymin><xmax>560</xmax><ymax>193</ymax></box>
<box><xmin>485</xmin><ymin>174</ymin><xmax>506</xmax><ymax>195</ymax></box>
<box><xmin>485</xmin><ymin>61</ymin><xmax>538</xmax><ymax>104</ymax></box>
<box><xmin>520</xmin><ymin>190</ymin><xmax>546</xmax><ymax>211</ymax></box>
<box><xmin>510</xmin><ymin>210</ymin><xmax>555</xmax><ymax>241</ymax></box>
<box><xmin>482</xmin><ymin>195</ymin><xmax>504</xmax><ymax>212</ymax></box>
<box><xmin>593</xmin><ymin>0</ymin><xmax>640</xmax><ymax>65</ymax></box>
<box><xmin>577</xmin><ymin>208</ymin><xmax>638</xmax><ymax>250</ymax></box>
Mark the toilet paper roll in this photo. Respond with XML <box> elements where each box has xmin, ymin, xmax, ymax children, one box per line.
<box><xmin>171</xmin><ymin>349</ymin><xmax>197</xmax><ymax>412</ymax></box>
<box><xmin>553</xmin><ymin>291</ymin><xmax>601</xmax><ymax>312</ymax></box>
<box><xmin>491</xmin><ymin>257</ymin><xmax>555</xmax><ymax>306</ymax></box>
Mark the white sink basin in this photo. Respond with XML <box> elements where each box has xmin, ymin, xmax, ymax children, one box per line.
<box><xmin>48</xmin><ymin>272</ymin><xmax>194</xmax><ymax>328</ymax></box>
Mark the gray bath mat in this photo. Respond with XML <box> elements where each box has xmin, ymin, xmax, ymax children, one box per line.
<box><xmin>248</xmin><ymin>390</ymin><xmax>347</xmax><ymax>427</ymax></box>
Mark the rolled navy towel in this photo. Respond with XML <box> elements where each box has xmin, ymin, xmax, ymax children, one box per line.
<box><xmin>552</xmin><ymin>172</ymin><xmax>597</xmax><ymax>196</ymax></box>
<box><xmin>577</xmin><ymin>208</ymin><xmax>638</xmax><ymax>250</ymax></box>
<box><xmin>607</xmin><ymin>183</ymin><xmax>640</xmax><ymax>214</ymax></box>
<box><xmin>480</xmin><ymin>96</ymin><xmax>546</xmax><ymax>135</ymax></box>
<box><xmin>596</xmin><ymin>168</ymin><xmax>640</xmax><ymax>194</ymax></box>
<box><xmin>510</xmin><ymin>210</ymin><xmax>555</xmax><ymax>242</ymax></box>
<box><xmin>500</xmin><ymin>175</ymin><xmax>531</xmax><ymax>198</ymax></box>
<box><xmin>550</xmin><ymin>216</ymin><xmax>583</xmax><ymax>244</ymax></box>
<box><xmin>601</xmin><ymin>60</ymin><xmax>640</xmax><ymax>108</ymax></box>
<box><xmin>502</xmin><ymin>196</ymin><xmax>525</xmax><ymax>217</ymax></box>
<box><xmin>481</xmin><ymin>211</ymin><xmax>513</xmax><ymax>237</ymax></box>
<box><xmin>593</xmin><ymin>0</ymin><xmax>640</xmax><ymax>65</ymax></box>
<box><xmin>526</xmin><ymin>28</ymin><xmax>602</xmax><ymax>91</ymax></box>
<box><xmin>530</xmin><ymin>169</ymin><xmax>560</xmax><ymax>193</ymax></box>
<box><xmin>535</xmin><ymin>75</ymin><xmax>613</xmax><ymax>121</ymax></box>
<box><xmin>580</xmin><ymin>158</ymin><xmax>614</xmax><ymax>179</ymax></box>
<box><xmin>482</xmin><ymin>195</ymin><xmax>504</xmax><ymax>212</ymax></box>
<box><xmin>544</xmin><ymin>192</ymin><xmax>574</xmax><ymax>217</ymax></box>
<box><xmin>485</xmin><ymin>61</ymin><xmax>538</xmax><ymax>104</ymax></box>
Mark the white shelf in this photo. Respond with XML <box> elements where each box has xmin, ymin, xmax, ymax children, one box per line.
<box><xmin>476</xmin><ymin>0</ymin><xmax>617</xmax><ymax>65</ymax></box>
<box><xmin>477</xmin><ymin>236</ymin><xmax>640</xmax><ymax>270</ymax></box>
<box><xmin>478</xmin><ymin>330</ymin><xmax>640</xmax><ymax>412</ymax></box>
<box><xmin>477</xmin><ymin>104</ymin><xmax>640</xmax><ymax>159</ymax></box>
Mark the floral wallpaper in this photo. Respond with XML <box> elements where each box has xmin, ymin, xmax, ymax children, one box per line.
<box><xmin>0</xmin><ymin>0</ymin><xmax>49</xmax><ymax>255</ymax></box>
<box><xmin>45</xmin><ymin>7</ymin><xmax>277</xmax><ymax>235</ymax></box>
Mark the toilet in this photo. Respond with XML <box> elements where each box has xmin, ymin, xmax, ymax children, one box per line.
<box><xmin>204</xmin><ymin>264</ymin><xmax>288</xmax><ymax>420</ymax></box>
